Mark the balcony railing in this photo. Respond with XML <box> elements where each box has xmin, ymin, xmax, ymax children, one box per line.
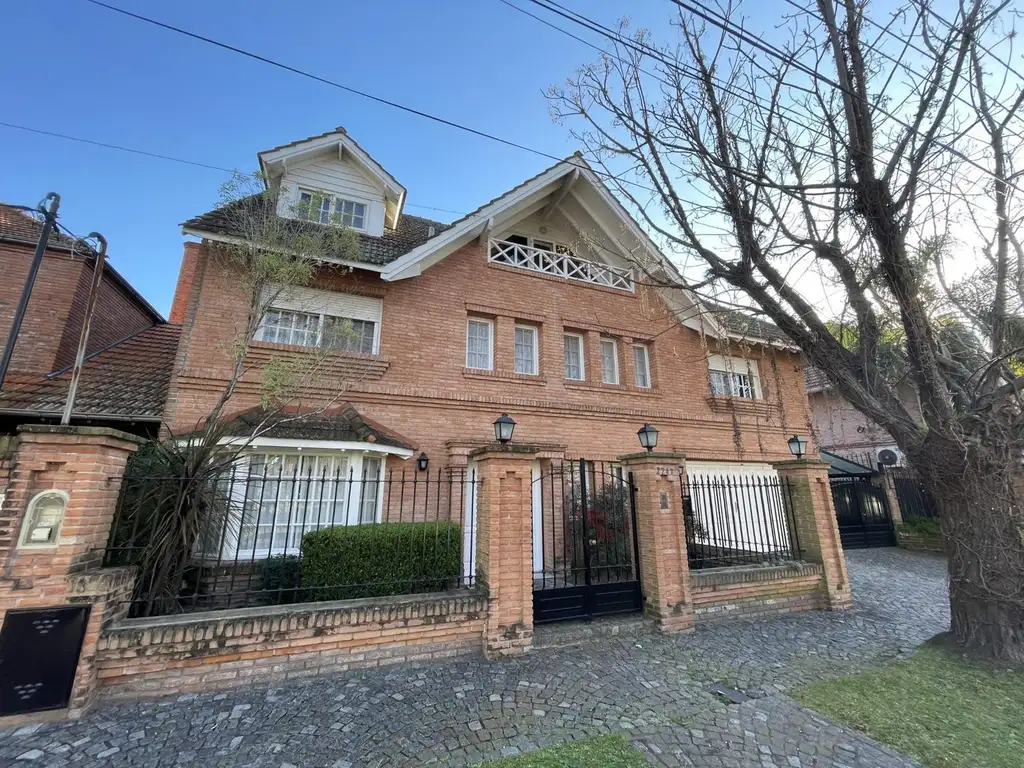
<box><xmin>488</xmin><ymin>238</ymin><xmax>634</xmax><ymax>292</ymax></box>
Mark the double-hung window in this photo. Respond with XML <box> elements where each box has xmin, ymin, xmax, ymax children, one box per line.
<box><xmin>466</xmin><ymin>318</ymin><xmax>493</xmax><ymax>370</ymax></box>
<box><xmin>564</xmin><ymin>333</ymin><xmax>585</xmax><ymax>380</ymax></box>
<box><xmin>633</xmin><ymin>344</ymin><xmax>651</xmax><ymax>388</ymax></box>
<box><xmin>600</xmin><ymin>338</ymin><xmax>619</xmax><ymax>384</ymax></box>
<box><xmin>298</xmin><ymin>190</ymin><xmax>367</xmax><ymax>231</ymax></box>
<box><xmin>514</xmin><ymin>325</ymin><xmax>539</xmax><ymax>375</ymax></box>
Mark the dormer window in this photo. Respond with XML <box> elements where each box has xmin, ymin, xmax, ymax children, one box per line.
<box><xmin>298</xmin><ymin>189</ymin><xmax>367</xmax><ymax>232</ymax></box>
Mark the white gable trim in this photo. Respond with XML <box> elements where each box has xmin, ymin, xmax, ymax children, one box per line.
<box><xmin>259</xmin><ymin>130</ymin><xmax>407</xmax><ymax>228</ymax></box>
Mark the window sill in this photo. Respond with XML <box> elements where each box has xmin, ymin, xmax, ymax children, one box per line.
<box><xmin>706</xmin><ymin>395</ymin><xmax>772</xmax><ymax>414</ymax></box>
<box><xmin>462</xmin><ymin>368</ymin><xmax>549</xmax><ymax>386</ymax></box>
<box><xmin>563</xmin><ymin>380</ymin><xmax>659</xmax><ymax>396</ymax></box>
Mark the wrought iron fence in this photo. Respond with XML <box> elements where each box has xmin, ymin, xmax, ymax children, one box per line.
<box><xmin>680</xmin><ymin>473</ymin><xmax>801</xmax><ymax>569</ymax></box>
<box><xmin>104</xmin><ymin>462</ymin><xmax>479</xmax><ymax>617</ymax></box>
<box><xmin>887</xmin><ymin>467</ymin><xmax>940</xmax><ymax>520</ymax></box>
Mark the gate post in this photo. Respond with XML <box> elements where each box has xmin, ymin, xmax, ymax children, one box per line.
<box><xmin>773</xmin><ymin>459</ymin><xmax>852</xmax><ymax>610</ymax></box>
<box><xmin>469</xmin><ymin>443</ymin><xmax>539</xmax><ymax>659</ymax></box>
<box><xmin>618</xmin><ymin>452</ymin><xmax>693</xmax><ymax>632</ymax></box>
<box><xmin>873</xmin><ymin>471</ymin><xmax>904</xmax><ymax>524</ymax></box>
<box><xmin>0</xmin><ymin>426</ymin><xmax>140</xmax><ymax>722</ymax></box>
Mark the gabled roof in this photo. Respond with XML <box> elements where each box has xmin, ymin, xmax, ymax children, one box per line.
<box><xmin>0</xmin><ymin>324</ymin><xmax>181</xmax><ymax>421</ymax></box>
<box><xmin>258</xmin><ymin>126</ymin><xmax>407</xmax><ymax>229</ymax></box>
<box><xmin>219</xmin><ymin>404</ymin><xmax>416</xmax><ymax>451</ymax></box>
<box><xmin>0</xmin><ymin>203</ymin><xmax>164</xmax><ymax>323</ymax></box>
<box><xmin>181</xmin><ymin>194</ymin><xmax>450</xmax><ymax>267</ymax></box>
<box><xmin>804</xmin><ymin>365</ymin><xmax>829</xmax><ymax>393</ymax></box>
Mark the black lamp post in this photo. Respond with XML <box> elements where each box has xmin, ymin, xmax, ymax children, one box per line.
<box><xmin>493</xmin><ymin>413</ymin><xmax>516</xmax><ymax>444</ymax></box>
<box><xmin>637</xmin><ymin>423</ymin><xmax>659</xmax><ymax>452</ymax></box>
<box><xmin>787</xmin><ymin>434</ymin><xmax>808</xmax><ymax>459</ymax></box>
<box><xmin>417</xmin><ymin>452</ymin><xmax>429</xmax><ymax>472</ymax></box>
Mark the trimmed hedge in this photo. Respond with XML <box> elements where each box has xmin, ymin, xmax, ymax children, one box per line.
<box><xmin>260</xmin><ymin>554</ymin><xmax>303</xmax><ymax>604</ymax></box>
<box><xmin>300</xmin><ymin>522</ymin><xmax>463</xmax><ymax>601</ymax></box>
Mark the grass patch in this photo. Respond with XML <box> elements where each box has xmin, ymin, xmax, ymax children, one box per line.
<box><xmin>793</xmin><ymin>644</ymin><xmax>1024</xmax><ymax>768</ymax></box>
<box><xmin>480</xmin><ymin>734</ymin><xmax>648</xmax><ymax>767</ymax></box>
<box><xmin>899</xmin><ymin>517</ymin><xmax>942</xmax><ymax>536</ymax></box>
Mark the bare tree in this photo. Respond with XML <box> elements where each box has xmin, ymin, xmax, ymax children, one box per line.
<box><xmin>548</xmin><ymin>0</ymin><xmax>1024</xmax><ymax>661</ymax></box>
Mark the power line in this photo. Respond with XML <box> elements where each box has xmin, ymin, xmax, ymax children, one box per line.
<box><xmin>0</xmin><ymin>121</ymin><xmax>465</xmax><ymax>217</ymax></box>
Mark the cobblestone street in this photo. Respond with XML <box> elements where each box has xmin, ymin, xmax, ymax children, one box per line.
<box><xmin>0</xmin><ymin>549</ymin><xmax>948</xmax><ymax>767</ymax></box>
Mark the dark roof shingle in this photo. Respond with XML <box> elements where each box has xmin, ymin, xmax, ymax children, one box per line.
<box><xmin>219</xmin><ymin>405</ymin><xmax>416</xmax><ymax>450</ymax></box>
<box><xmin>0</xmin><ymin>203</ymin><xmax>78</xmax><ymax>249</ymax></box>
<box><xmin>182</xmin><ymin>195</ymin><xmax>450</xmax><ymax>266</ymax></box>
<box><xmin>0</xmin><ymin>324</ymin><xmax>181</xmax><ymax>420</ymax></box>
<box><xmin>710</xmin><ymin>305</ymin><xmax>793</xmax><ymax>345</ymax></box>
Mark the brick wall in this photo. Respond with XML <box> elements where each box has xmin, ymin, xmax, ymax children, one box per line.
<box><xmin>691</xmin><ymin>562</ymin><xmax>825</xmax><ymax>621</ymax></box>
<box><xmin>0</xmin><ymin>242</ymin><xmax>155</xmax><ymax>377</ymax></box>
<box><xmin>94</xmin><ymin>590</ymin><xmax>487</xmax><ymax>699</ymax></box>
<box><xmin>166</xmin><ymin>241</ymin><xmax>815</xmax><ymax>465</ymax></box>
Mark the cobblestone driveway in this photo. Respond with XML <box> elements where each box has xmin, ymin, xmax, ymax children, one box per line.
<box><xmin>1</xmin><ymin>549</ymin><xmax>948</xmax><ymax>767</ymax></box>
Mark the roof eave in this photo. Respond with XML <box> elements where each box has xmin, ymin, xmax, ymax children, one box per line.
<box><xmin>181</xmin><ymin>228</ymin><xmax>387</xmax><ymax>273</ymax></box>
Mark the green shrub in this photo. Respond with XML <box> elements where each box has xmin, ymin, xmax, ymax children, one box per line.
<box><xmin>300</xmin><ymin>522</ymin><xmax>462</xmax><ymax>601</ymax></box>
<box><xmin>900</xmin><ymin>517</ymin><xmax>942</xmax><ymax>536</ymax></box>
<box><xmin>260</xmin><ymin>554</ymin><xmax>303</xmax><ymax>604</ymax></box>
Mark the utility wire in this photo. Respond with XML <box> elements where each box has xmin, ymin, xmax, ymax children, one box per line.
<box><xmin>0</xmin><ymin>121</ymin><xmax>465</xmax><ymax>217</ymax></box>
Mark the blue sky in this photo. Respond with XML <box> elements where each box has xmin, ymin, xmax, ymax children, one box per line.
<box><xmin>0</xmin><ymin>0</ymin><xmax>682</xmax><ymax>316</ymax></box>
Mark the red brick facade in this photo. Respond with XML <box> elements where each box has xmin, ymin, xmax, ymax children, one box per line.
<box><xmin>165</xmin><ymin>240</ymin><xmax>814</xmax><ymax>466</ymax></box>
<box><xmin>0</xmin><ymin>241</ymin><xmax>156</xmax><ymax>379</ymax></box>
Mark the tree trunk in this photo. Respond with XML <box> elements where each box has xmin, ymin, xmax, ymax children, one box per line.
<box><xmin>917</xmin><ymin>441</ymin><xmax>1024</xmax><ymax>663</ymax></box>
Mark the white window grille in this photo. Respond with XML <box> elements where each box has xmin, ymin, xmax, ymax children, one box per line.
<box><xmin>298</xmin><ymin>190</ymin><xmax>367</xmax><ymax>231</ymax></box>
<box><xmin>259</xmin><ymin>309</ymin><xmax>376</xmax><ymax>354</ymax></box>
<box><xmin>488</xmin><ymin>237</ymin><xmax>633</xmax><ymax>291</ymax></box>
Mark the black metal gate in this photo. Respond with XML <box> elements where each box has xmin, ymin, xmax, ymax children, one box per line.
<box><xmin>0</xmin><ymin>606</ymin><xmax>90</xmax><ymax>716</ymax></box>
<box><xmin>532</xmin><ymin>460</ymin><xmax>643</xmax><ymax>624</ymax></box>
<box><xmin>830</xmin><ymin>476</ymin><xmax>896</xmax><ymax>549</ymax></box>
<box><xmin>889</xmin><ymin>468</ymin><xmax>941</xmax><ymax>520</ymax></box>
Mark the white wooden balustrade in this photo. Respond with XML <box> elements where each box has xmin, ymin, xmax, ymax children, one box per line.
<box><xmin>488</xmin><ymin>238</ymin><xmax>634</xmax><ymax>292</ymax></box>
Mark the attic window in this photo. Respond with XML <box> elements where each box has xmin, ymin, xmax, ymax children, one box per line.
<box><xmin>298</xmin><ymin>190</ymin><xmax>367</xmax><ymax>231</ymax></box>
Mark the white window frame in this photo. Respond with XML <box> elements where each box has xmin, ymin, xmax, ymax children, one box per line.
<box><xmin>257</xmin><ymin>308</ymin><xmax>379</xmax><ymax>355</ymax></box>
<box><xmin>563</xmin><ymin>332</ymin><xmax>585</xmax><ymax>381</ymax></box>
<box><xmin>466</xmin><ymin>318</ymin><xmax>494</xmax><ymax>371</ymax></box>
<box><xmin>600</xmin><ymin>338</ymin><xmax>619</xmax><ymax>385</ymax></box>
<box><xmin>633</xmin><ymin>343</ymin><xmax>652</xmax><ymax>389</ymax></box>
<box><xmin>297</xmin><ymin>189</ymin><xmax>368</xmax><ymax>232</ymax></box>
<box><xmin>514</xmin><ymin>324</ymin><xmax>539</xmax><ymax>375</ymax></box>
<box><xmin>503</xmin><ymin>232</ymin><xmax>575</xmax><ymax>255</ymax></box>
<box><xmin>708</xmin><ymin>355</ymin><xmax>761</xmax><ymax>399</ymax></box>
<box><xmin>206</xmin><ymin>449</ymin><xmax>390</xmax><ymax>560</ymax></box>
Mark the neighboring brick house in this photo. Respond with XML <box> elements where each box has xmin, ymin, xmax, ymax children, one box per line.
<box><xmin>805</xmin><ymin>365</ymin><xmax>923</xmax><ymax>469</ymax></box>
<box><xmin>0</xmin><ymin>203</ymin><xmax>179</xmax><ymax>437</ymax></box>
<box><xmin>167</xmin><ymin>127</ymin><xmax>816</xmax><ymax>562</ymax></box>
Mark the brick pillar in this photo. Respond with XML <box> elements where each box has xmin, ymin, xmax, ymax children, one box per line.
<box><xmin>618</xmin><ymin>452</ymin><xmax>693</xmax><ymax>632</ymax></box>
<box><xmin>0</xmin><ymin>425</ymin><xmax>141</xmax><ymax>722</ymax></box>
<box><xmin>874</xmin><ymin>471</ymin><xmax>904</xmax><ymax>524</ymax></box>
<box><xmin>470</xmin><ymin>443</ymin><xmax>539</xmax><ymax>658</ymax></box>
<box><xmin>773</xmin><ymin>459</ymin><xmax>852</xmax><ymax>610</ymax></box>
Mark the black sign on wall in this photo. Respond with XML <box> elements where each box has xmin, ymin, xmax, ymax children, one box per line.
<box><xmin>0</xmin><ymin>605</ymin><xmax>91</xmax><ymax>716</ymax></box>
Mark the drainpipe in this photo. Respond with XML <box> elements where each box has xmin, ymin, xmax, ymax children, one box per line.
<box><xmin>0</xmin><ymin>193</ymin><xmax>61</xmax><ymax>390</ymax></box>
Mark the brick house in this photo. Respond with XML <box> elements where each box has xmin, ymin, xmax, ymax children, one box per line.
<box><xmin>805</xmin><ymin>365</ymin><xmax>923</xmax><ymax>469</ymax></box>
<box><xmin>165</xmin><ymin>127</ymin><xmax>820</xmax><ymax>586</ymax></box>
<box><xmin>0</xmin><ymin>204</ymin><xmax>179</xmax><ymax>437</ymax></box>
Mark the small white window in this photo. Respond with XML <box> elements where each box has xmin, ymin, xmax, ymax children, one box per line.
<box><xmin>514</xmin><ymin>325</ymin><xmax>539</xmax><ymax>375</ymax></box>
<box><xmin>337</xmin><ymin>199</ymin><xmax>367</xmax><ymax>230</ymax></box>
<box><xmin>564</xmin><ymin>333</ymin><xmax>585</xmax><ymax>380</ymax></box>
<box><xmin>467</xmin><ymin>318</ymin><xmax>493</xmax><ymax>370</ymax></box>
<box><xmin>633</xmin><ymin>344</ymin><xmax>651</xmax><ymax>388</ymax></box>
<box><xmin>708</xmin><ymin>356</ymin><xmax>760</xmax><ymax>399</ymax></box>
<box><xmin>359</xmin><ymin>456</ymin><xmax>383</xmax><ymax>524</ymax></box>
<box><xmin>600</xmin><ymin>339</ymin><xmax>619</xmax><ymax>384</ymax></box>
<box><xmin>298</xmin><ymin>190</ymin><xmax>332</xmax><ymax>224</ymax></box>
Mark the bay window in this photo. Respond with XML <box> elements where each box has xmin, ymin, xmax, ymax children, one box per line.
<box><xmin>206</xmin><ymin>450</ymin><xmax>388</xmax><ymax>559</ymax></box>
